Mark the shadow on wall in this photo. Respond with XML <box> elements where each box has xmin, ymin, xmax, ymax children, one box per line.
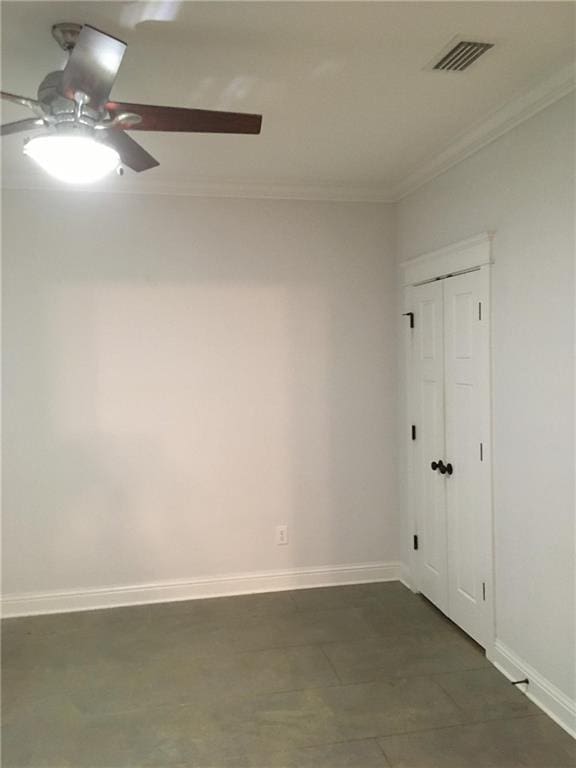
<box><xmin>2</xmin><ymin>194</ymin><xmax>397</xmax><ymax>595</ymax></box>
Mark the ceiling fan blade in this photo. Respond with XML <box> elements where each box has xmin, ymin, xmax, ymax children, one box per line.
<box><xmin>60</xmin><ymin>25</ymin><xmax>127</xmax><ymax>109</ymax></box>
<box><xmin>106</xmin><ymin>101</ymin><xmax>262</xmax><ymax>134</ymax></box>
<box><xmin>1</xmin><ymin>118</ymin><xmax>45</xmax><ymax>136</ymax></box>
<box><xmin>1</xmin><ymin>91</ymin><xmax>45</xmax><ymax>117</ymax></box>
<box><xmin>103</xmin><ymin>130</ymin><xmax>159</xmax><ymax>172</ymax></box>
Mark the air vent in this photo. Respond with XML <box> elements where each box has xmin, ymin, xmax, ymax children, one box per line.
<box><xmin>433</xmin><ymin>39</ymin><xmax>494</xmax><ymax>72</ymax></box>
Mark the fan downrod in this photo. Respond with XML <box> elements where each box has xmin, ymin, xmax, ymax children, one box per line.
<box><xmin>51</xmin><ymin>23</ymin><xmax>83</xmax><ymax>52</ymax></box>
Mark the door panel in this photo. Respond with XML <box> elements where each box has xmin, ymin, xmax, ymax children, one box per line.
<box><xmin>412</xmin><ymin>281</ymin><xmax>448</xmax><ymax>613</ymax></box>
<box><xmin>443</xmin><ymin>267</ymin><xmax>491</xmax><ymax>647</ymax></box>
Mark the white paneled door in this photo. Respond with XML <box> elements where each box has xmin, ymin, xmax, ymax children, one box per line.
<box><xmin>412</xmin><ymin>280</ymin><xmax>448</xmax><ymax>614</ymax></box>
<box><xmin>410</xmin><ymin>266</ymin><xmax>492</xmax><ymax>649</ymax></box>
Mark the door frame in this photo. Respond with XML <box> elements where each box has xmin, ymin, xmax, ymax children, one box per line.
<box><xmin>401</xmin><ymin>232</ymin><xmax>495</xmax><ymax>653</ymax></box>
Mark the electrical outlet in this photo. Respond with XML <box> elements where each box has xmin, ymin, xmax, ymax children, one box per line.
<box><xmin>276</xmin><ymin>525</ymin><xmax>289</xmax><ymax>545</ymax></box>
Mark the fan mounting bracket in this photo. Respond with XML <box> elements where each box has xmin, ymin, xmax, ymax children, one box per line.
<box><xmin>51</xmin><ymin>22</ymin><xmax>83</xmax><ymax>52</ymax></box>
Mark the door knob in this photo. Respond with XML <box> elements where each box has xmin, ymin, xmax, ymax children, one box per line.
<box><xmin>437</xmin><ymin>460</ymin><xmax>447</xmax><ymax>475</ymax></box>
<box><xmin>446</xmin><ymin>462</ymin><xmax>453</xmax><ymax>476</ymax></box>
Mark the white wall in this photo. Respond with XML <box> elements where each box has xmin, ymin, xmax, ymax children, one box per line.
<box><xmin>3</xmin><ymin>95</ymin><xmax>573</xmax><ymax>723</ymax></box>
<box><xmin>397</xmin><ymin>94</ymin><xmax>575</xmax><ymax>703</ymax></box>
<box><xmin>2</xmin><ymin>194</ymin><xmax>398</xmax><ymax>598</ymax></box>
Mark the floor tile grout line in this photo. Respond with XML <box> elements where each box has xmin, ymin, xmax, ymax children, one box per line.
<box><xmin>425</xmin><ymin>666</ymin><xmax>536</xmax><ymax>726</ymax></box>
<box><xmin>11</xmin><ymin>664</ymin><xmax>492</xmax><ymax>724</ymax></box>
<box><xmin>426</xmin><ymin>670</ymin><xmax>472</xmax><ymax>716</ymax></box>
<box><xmin>3</xmin><ymin>709</ymin><xmax>550</xmax><ymax>750</ymax></box>
<box><xmin>7</xmin><ymin>680</ymin><xmax>548</xmax><ymax>739</ymax></box>
<box><xmin>301</xmin><ymin>736</ymin><xmax>394</xmax><ymax>767</ymax></box>
<box><xmin>6</xmin><ymin>631</ymin><xmax>436</xmax><ymax>657</ymax></box>
<box><xmin>4</xmin><ymin>620</ymin><xmax>468</xmax><ymax>651</ymax></box>
<box><xmin>318</xmin><ymin>644</ymin><xmax>344</xmax><ymax>685</ymax></box>
<box><xmin>376</xmin><ymin>736</ymin><xmax>394</xmax><ymax>767</ymax></box>
<box><xmin>415</xmin><ymin>669</ymin><xmax>535</xmax><ymax>729</ymax></box>
<box><xmin>440</xmin><ymin>709</ymin><xmax>552</xmax><ymax>728</ymax></box>
<box><xmin>69</xmin><ymin>680</ymin><xmax>350</xmax><ymax>721</ymax></box>
<box><xmin>62</xmin><ymin>667</ymin><xmax>519</xmax><ymax>722</ymax></box>
<box><xmin>286</xmin><ymin>590</ymin><xmax>302</xmax><ymax>612</ymax></box>
<box><xmin>6</xmin><ymin>664</ymin><xmax>497</xmax><ymax>727</ymax></box>
<box><xmin>375</xmin><ymin>711</ymin><xmax>548</xmax><ymax>742</ymax></box>
<box><xmin>307</xmin><ymin>662</ymin><xmax>492</xmax><ymax>688</ymax></box>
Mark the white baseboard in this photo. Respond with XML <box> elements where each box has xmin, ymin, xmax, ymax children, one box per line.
<box><xmin>489</xmin><ymin>640</ymin><xmax>576</xmax><ymax>738</ymax></box>
<box><xmin>1</xmin><ymin>561</ymin><xmax>401</xmax><ymax>618</ymax></box>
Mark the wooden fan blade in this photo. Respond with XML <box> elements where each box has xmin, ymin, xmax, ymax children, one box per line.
<box><xmin>106</xmin><ymin>101</ymin><xmax>262</xmax><ymax>134</ymax></box>
<box><xmin>1</xmin><ymin>118</ymin><xmax>44</xmax><ymax>136</ymax></box>
<box><xmin>61</xmin><ymin>25</ymin><xmax>126</xmax><ymax>109</ymax></box>
<box><xmin>103</xmin><ymin>130</ymin><xmax>159</xmax><ymax>172</ymax></box>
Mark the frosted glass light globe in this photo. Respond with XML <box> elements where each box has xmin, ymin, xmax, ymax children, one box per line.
<box><xmin>24</xmin><ymin>135</ymin><xmax>120</xmax><ymax>184</ymax></box>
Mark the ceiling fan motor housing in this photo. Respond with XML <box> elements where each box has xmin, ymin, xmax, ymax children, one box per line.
<box><xmin>38</xmin><ymin>71</ymin><xmax>101</xmax><ymax>127</ymax></box>
<box><xmin>37</xmin><ymin>71</ymin><xmax>65</xmax><ymax>106</ymax></box>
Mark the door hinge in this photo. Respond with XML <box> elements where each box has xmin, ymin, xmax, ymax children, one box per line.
<box><xmin>482</xmin><ymin>582</ymin><xmax>486</xmax><ymax>601</ymax></box>
<box><xmin>480</xmin><ymin>442</ymin><xmax>484</xmax><ymax>461</ymax></box>
<box><xmin>478</xmin><ymin>302</ymin><xmax>482</xmax><ymax>321</ymax></box>
<box><xmin>413</xmin><ymin>534</ymin><xmax>419</xmax><ymax>551</ymax></box>
<box><xmin>411</xmin><ymin>425</ymin><xmax>416</xmax><ymax>441</ymax></box>
<box><xmin>403</xmin><ymin>312</ymin><xmax>414</xmax><ymax>329</ymax></box>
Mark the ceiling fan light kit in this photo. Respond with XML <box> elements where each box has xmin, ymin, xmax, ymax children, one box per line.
<box><xmin>24</xmin><ymin>134</ymin><xmax>120</xmax><ymax>184</ymax></box>
<box><xmin>2</xmin><ymin>22</ymin><xmax>262</xmax><ymax>184</ymax></box>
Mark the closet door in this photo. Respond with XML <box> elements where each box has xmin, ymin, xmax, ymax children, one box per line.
<box><xmin>412</xmin><ymin>281</ymin><xmax>448</xmax><ymax>613</ymax></box>
<box><xmin>443</xmin><ymin>267</ymin><xmax>491</xmax><ymax>647</ymax></box>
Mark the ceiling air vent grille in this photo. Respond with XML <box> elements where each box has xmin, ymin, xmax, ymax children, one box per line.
<box><xmin>433</xmin><ymin>40</ymin><xmax>494</xmax><ymax>71</ymax></box>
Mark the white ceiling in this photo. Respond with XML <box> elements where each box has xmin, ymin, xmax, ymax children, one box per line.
<box><xmin>1</xmin><ymin>1</ymin><xmax>574</xmax><ymax>198</ymax></box>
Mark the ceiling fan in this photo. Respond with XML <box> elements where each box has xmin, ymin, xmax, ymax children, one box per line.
<box><xmin>1</xmin><ymin>22</ymin><xmax>262</xmax><ymax>183</ymax></box>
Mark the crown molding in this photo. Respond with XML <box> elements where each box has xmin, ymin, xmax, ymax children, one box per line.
<box><xmin>1</xmin><ymin>173</ymin><xmax>395</xmax><ymax>203</ymax></box>
<box><xmin>2</xmin><ymin>66</ymin><xmax>573</xmax><ymax>204</ymax></box>
<box><xmin>391</xmin><ymin>63</ymin><xmax>576</xmax><ymax>201</ymax></box>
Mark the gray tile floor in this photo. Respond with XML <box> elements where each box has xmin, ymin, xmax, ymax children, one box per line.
<box><xmin>2</xmin><ymin>582</ymin><xmax>575</xmax><ymax>767</ymax></box>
